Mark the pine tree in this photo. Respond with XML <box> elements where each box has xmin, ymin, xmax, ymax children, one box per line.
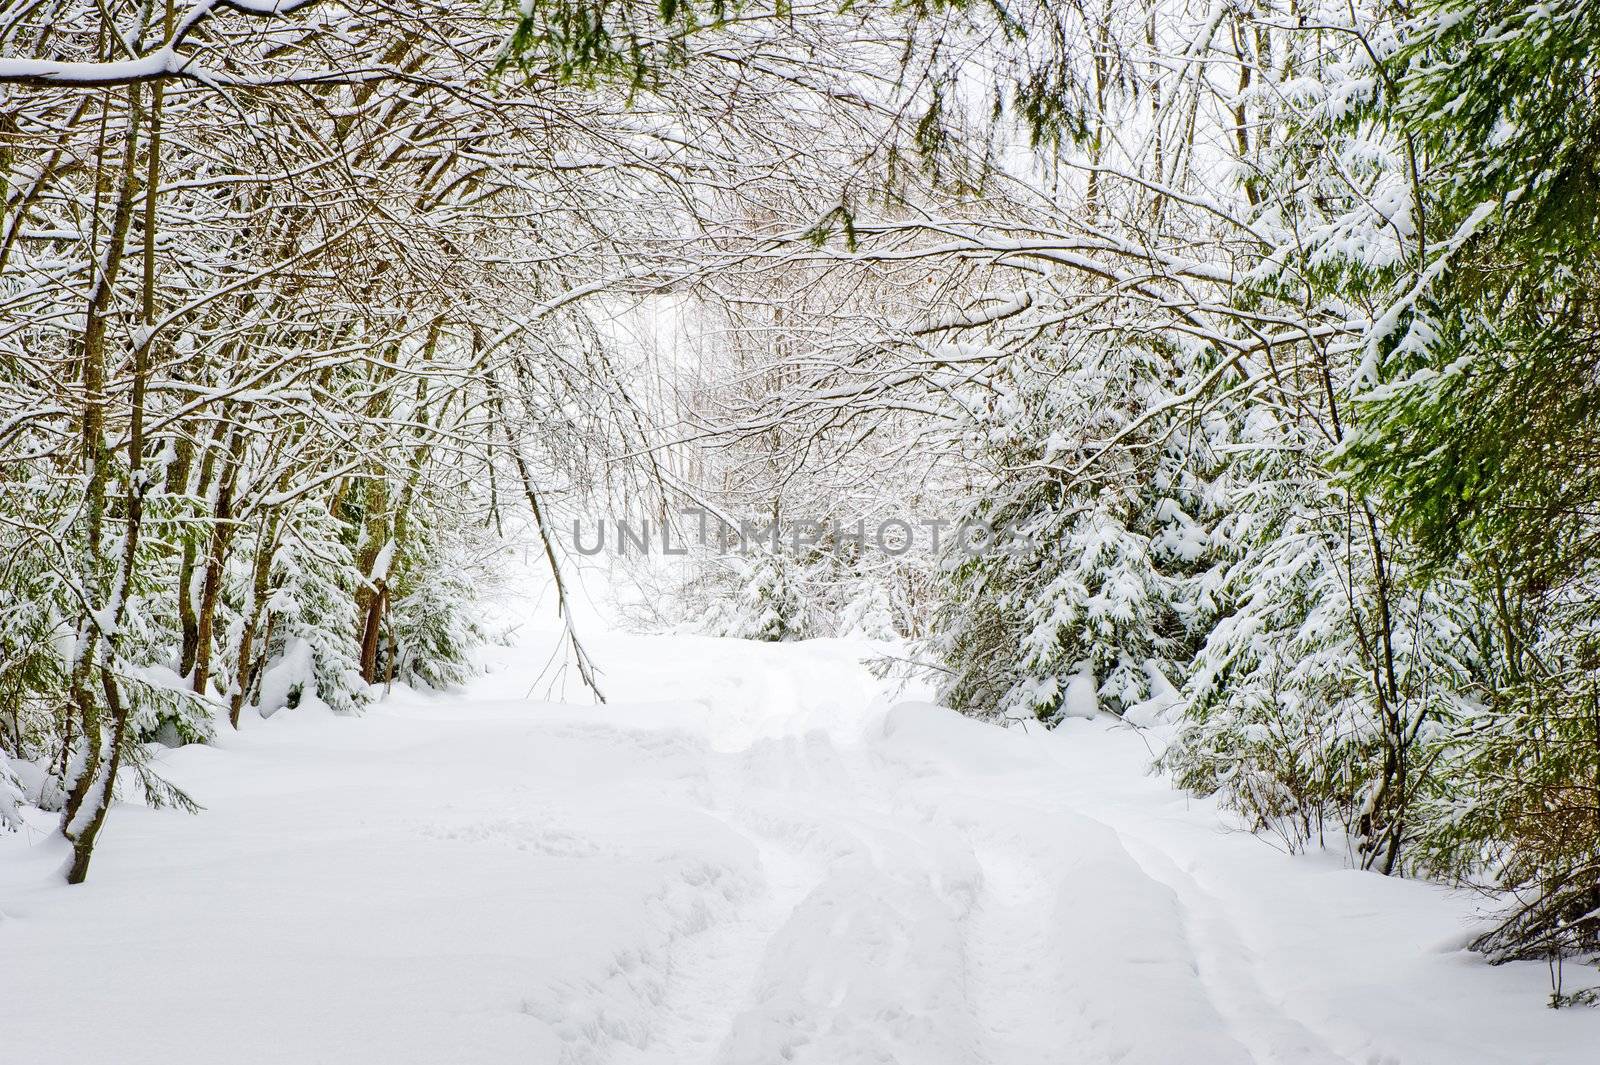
<box><xmin>1165</xmin><ymin>405</ymin><xmax>1485</xmax><ymax>858</ymax></box>
<box><xmin>1331</xmin><ymin>0</ymin><xmax>1600</xmax><ymax>959</ymax></box>
<box><xmin>932</xmin><ymin>335</ymin><xmax>1225</xmax><ymax>723</ymax></box>
<box><xmin>383</xmin><ymin>505</ymin><xmax>491</xmax><ymax>690</ymax></box>
<box><xmin>257</xmin><ymin>500</ymin><xmax>369</xmax><ymax>717</ymax></box>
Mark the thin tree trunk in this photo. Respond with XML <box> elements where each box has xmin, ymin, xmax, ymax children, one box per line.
<box><xmin>178</xmin><ymin>418</ymin><xmax>226</xmax><ymax>678</ymax></box>
<box><xmin>191</xmin><ymin>425</ymin><xmax>245</xmax><ymax>697</ymax></box>
<box><xmin>65</xmin><ymin>66</ymin><xmax>157</xmax><ymax>882</ymax></box>
<box><xmin>62</xmin><ymin>81</ymin><xmax>144</xmax><ymax>839</ymax></box>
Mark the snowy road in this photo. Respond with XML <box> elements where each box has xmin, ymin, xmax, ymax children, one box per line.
<box><xmin>2</xmin><ymin>632</ymin><xmax>1595</xmax><ymax>1064</ymax></box>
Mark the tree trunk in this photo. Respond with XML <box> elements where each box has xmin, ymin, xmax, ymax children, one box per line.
<box><xmin>191</xmin><ymin>426</ymin><xmax>245</xmax><ymax>697</ymax></box>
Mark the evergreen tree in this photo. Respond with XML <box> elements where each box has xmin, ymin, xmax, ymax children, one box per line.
<box><xmin>932</xmin><ymin>335</ymin><xmax>1225</xmax><ymax>723</ymax></box>
<box><xmin>1166</xmin><ymin>405</ymin><xmax>1485</xmax><ymax>860</ymax></box>
<box><xmin>1332</xmin><ymin>0</ymin><xmax>1600</xmax><ymax>959</ymax></box>
<box><xmin>258</xmin><ymin>501</ymin><xmax>369</xmax><ymax>717</ymax></box>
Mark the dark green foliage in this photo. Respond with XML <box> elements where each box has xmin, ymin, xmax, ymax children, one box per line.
<box><xmin>1014</xmin><ymin>67</ymin><xmax>1091</xmax><ymax>150</ymax></box>
<box><xmin>1347</xmin><ymin>0</ymin><xmax>1600</xmax><ymax>589</ymax></box>
<box><xmin>1336</xmin><ymin>0</ymin><xmax>1600</xmax><ymax>962</ymax></box>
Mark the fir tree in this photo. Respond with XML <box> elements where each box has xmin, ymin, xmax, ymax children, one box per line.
<box><xmin>932</xmin><ymin>335</ymin><xmax>1225</xmax><ymax>723</ymax></box>
<box><xmin>1332</xmin><ymin>0</ymin><xmax>1600</xmax><ymax>958</ymax></box>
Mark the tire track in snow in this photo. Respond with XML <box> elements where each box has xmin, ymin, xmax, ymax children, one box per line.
<box><xmin>960</xmin><ymin>842</ymin><xmax>1090</xmax><ymax>1065</ymax></box>
<box><xmin>596</xmin><ymin>688</ymin><xmax>838</xmax><ymax>1065</ymax></box>
<box><xmin>1080</xmin><ymin>820</ymin><xmax>1359</xmax><ymax>1065</ymax></box>
<box><xmin>605</xmin><ymin>830</ymin><xmax>821</xmax><ymax>1065</ymax></box>
<box><xmin>704</xmin><ymin>803</ymin><xmax>987</xmax><ymax>1064</ymax></box>
<box><xmin>888</xmin><ymin>721</ymin><xmax>1351</xmax><ymax>1065</ymax></box>
<box><xmin>870</xmin><ymin>708</ymin><xmax>1259</xmax><ymax>1065</ymax></box>
<box><xmin>594</xmin><ymin>655</ymin><xmax>909</xmax><ymax>1065</ymax></box>
<box><xmin>923</xmin><ymin>799</ymin><xmax>1257</xmax><ymax>1065</ymax></box>
<box><xmin>534</xmin><ymin>644</ymin><xmax>1359</xmax><ymax>1065</ymax></box>
<box><xmin>674</xmin><ymin>658</ymin><xmax>994</xmax><ymax>1065</ymax></box>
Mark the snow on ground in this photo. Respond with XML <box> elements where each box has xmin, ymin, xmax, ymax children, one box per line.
<box><xmin>3</xmin><ymin>623</ymin><xmax>1598</xmax><ymax>1064</ymax></box>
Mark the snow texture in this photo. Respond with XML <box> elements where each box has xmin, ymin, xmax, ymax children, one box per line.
<box><xmin>2</xmin><ymin>625</ymin><xmax>1596</xmax><ymax>1064</ymax></box>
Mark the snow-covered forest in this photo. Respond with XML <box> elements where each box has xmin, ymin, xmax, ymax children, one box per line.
<box><xmin>3</xmin><ymin>0</ymin><xmax>1600</xmax><ymax>1059</ymax></box>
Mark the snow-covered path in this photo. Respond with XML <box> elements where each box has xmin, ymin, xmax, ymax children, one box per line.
<box><xmin>2</xmin><ymin>632</ymin><xmax>1596</xmax><ymax>1064</ymax></box>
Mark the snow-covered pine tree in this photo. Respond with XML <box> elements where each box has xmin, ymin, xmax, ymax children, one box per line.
<box><xmin>1413</xmin><ymin>589</ymin><xmax>1600</xmax><ymax>965</ymax></box>
<box><xmin>720</xmin><ymin>550</ymin><xmax>809</xmax><ymax>643</ymax></box>
<box><xmin>1332</xmin><ymin>0</ymin><xmax>1600</xmax><ymax>960</ymax></box>
<box><xmin>255</xmin><ymin>500</ymin><xmax>369</xmax><ymax>718</ymax></box>
<box><xmin>1163</xmin><ymin>2</ymin><xmax>1493</xmax><ymax>870</ymax></box>
<box><xmin>0</xmin><ymin>748</ymin><xmax>23</xmax><ymax>830</ymax></box>
<box><xmin>382</xmin><ymin>499</ymin><xmax>493</xmax><ymax>691</ymax></box>
<box><xmin>1163</xmin><ymin>400</ymin><xmax>1486</xmax><ymax>859</ymax></box>
<box><xmin>932</xmin><ymin>332</ymin><xmax>1226</xmax><ymax>724</ymax></box>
